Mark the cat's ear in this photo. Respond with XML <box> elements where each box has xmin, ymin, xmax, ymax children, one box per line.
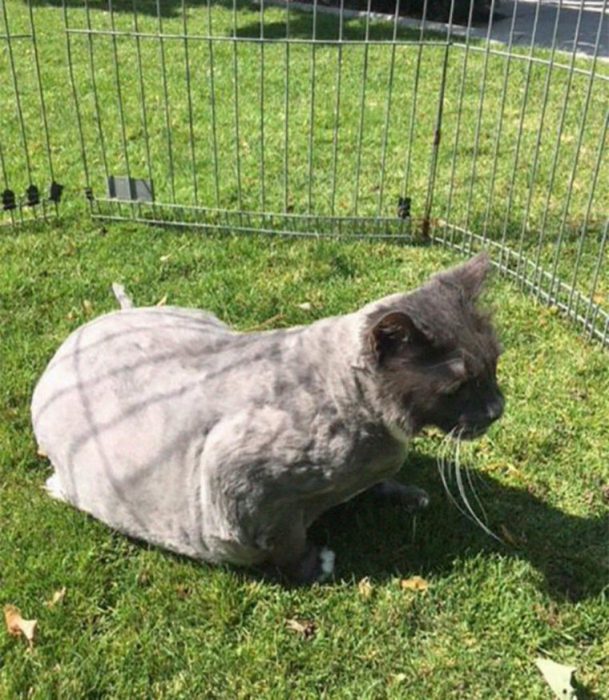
<box><xmin>441</xmin><ymin>252</ymin><xmax>491</xmax><ymax>299</ymax></box>
<box><xmin>369</xmin><ymin>311</ymin><xmax>431</xmax><ymax>364</ymax></box>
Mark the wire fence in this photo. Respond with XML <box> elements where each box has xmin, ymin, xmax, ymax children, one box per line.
<box><xmin>1</xmin><ymin>0</ymin><xmax>608</xmax><ymax>343</ymax></box>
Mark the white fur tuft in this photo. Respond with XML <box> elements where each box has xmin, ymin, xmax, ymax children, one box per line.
<box><xmin>318</xmin><ymin>547</ymin><xmax>336</xmax><ymax>582</ymax></box>
<box><xmin>45</xmin><ymin>473</ymin><xmax>67</xmax><ymax>502</ymax></box>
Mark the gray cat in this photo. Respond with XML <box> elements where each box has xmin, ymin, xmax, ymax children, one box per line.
<box><xmin>31</xmin><ymin>253</ymin><xmax>504</xmax><ymax>583</ymax></box>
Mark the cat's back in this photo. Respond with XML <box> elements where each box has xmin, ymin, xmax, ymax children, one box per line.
<box><xmin>31</xmin><ymin>306</ymin><xmax>233</xmax><ymax>465</ymax></box>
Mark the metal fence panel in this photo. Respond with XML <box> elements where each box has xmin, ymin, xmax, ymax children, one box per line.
<box><xmin>1</xmin><ymin>0</ymin><xmax>607</xmax><ymax>342</ymax></box>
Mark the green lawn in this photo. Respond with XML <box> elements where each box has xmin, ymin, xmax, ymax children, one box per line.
<box><xmin>1</xmin><ymin>218</ymin><xmax>608</xmax><ymax>697</ymax></box>
<box><xmin>1</xmin><ymin>2</ymin><xmax>608</xmax><ymax>696</ymax></box>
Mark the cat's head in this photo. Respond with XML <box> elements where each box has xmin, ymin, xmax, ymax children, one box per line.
<box><xmin>362</xmin><ymin>253</ymin><xmax>504</xmax><ymax>440</ymax></box>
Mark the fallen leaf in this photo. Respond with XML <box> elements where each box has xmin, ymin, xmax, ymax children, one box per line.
<box><xmin>82</xmin><ymin>299</ymin><xmax>93</xmax><ymax>315</ymax></box>
<box><xmin>358</xmin><ymin>577</ymin><xmax>374</xmax><ymax>600</ymax></box>
<box><xmin>44</xmin><ymin>587</ymin><xmax>66</xmax><ymax>608</ymax></box>
<box><xmin>285</xmin><ymin>618</ymin><xmax>316</xmax><ymax>640</ymax></box>
<box><xmin>400</xmin><ymin>576</ymin><xmax>429</xmax><ymax>592</ymax></box>
<box><xmin>159</xmin><ymin>254</ymin><xmax>172</xmax><ymax>263</ymax></box>
<box><xmin>592</xmin><ymin>293</ymin><xmax>604</xmax><ymax>304</ymax></box>
<box><xmin>535</xmin><ymin>657</ymin><xmax>577</xmax><ymax>699</ymax></box>
<box><xmin>4</xmin><ymin>605</ymin><xmax>37</xmax><ymax>649</ymax></box>
<box><xmin>37</xmin><ymin>448</ymin><xmax>48</xmax><ymax>458</ymax></box>
<box><xmin>297</xmin><ymin>302</ymin><xmax>312</xmax><ymax>311</ymax></box>
<box><xmin>156</xmin><ymin>294</ymin><xmax>168</xmax><ymax>307</ymax></box>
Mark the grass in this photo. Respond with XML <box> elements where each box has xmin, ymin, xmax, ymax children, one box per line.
<box><xmin>1</xmin><ymin>217</ymin><xmax>608</xmax><ymax>698</ymax></box>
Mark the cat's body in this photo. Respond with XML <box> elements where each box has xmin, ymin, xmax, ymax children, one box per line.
<box><xmin>32</xmin><ymin>254</ymin><xmax>503</xmax><ymax>582</ymax></box>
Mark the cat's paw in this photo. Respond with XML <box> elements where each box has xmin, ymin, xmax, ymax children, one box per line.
<box><xmin>373</xmin><ymin>481</ymin><xmax>430</xmax><ymax>513</ymax></box>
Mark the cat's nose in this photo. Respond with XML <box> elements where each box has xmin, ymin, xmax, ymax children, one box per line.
<box><xmin>487</xmin><ymin>395</ymin><xmax>504</xmax><ymax>423</ymax></box>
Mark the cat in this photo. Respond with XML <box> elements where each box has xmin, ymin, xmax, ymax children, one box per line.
<box><xmin>31</xmin><ymin>253</ymin><xmax>504</xmax><ymax>583</ymax></box>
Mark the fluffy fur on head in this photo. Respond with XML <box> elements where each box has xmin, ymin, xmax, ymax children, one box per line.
<box><xmin>362</xmin><ymin>253</ymin><xmax>504</xmax><ymax>439</ymax></box>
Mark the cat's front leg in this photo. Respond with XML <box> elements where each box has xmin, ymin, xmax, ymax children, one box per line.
<box><xmin>370</xmin><ymin>479</ymin><xmax>430</xmax><ymax>512</ymax></box>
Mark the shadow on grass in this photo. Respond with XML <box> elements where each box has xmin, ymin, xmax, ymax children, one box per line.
<box><xmin>307</xmin><ymin>452</ymin><xmax>608</xmax><ymax>603</ymax></box>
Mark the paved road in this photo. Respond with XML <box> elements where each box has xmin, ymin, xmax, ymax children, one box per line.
<box><xmin>486</xmin><ymin>0</ymin><xmax>608</xmax><ymax>59</ymax></box>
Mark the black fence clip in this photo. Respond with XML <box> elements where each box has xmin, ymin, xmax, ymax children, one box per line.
<box><xmin>85</xmin><ymin>187</ymin><xmax>94</xmax><ymax>201</ymax></box>
<box><xmin>397</xmin><ymin>196</ymin><xmax>411</xmax><ymax>219</ymax></box>
<box><xmin>49</xmin><ymin>181</ymin><xmax>64</xmax><ymax>203</ymax></box>
<box><xmin>26</xmin><ymin>184</ymin><xmax>40</xmax><ymax>206</ymax></box>
<box><xmin>2</xmin><ymin>189</ymin><xmax>16</xmax><ymax>211</ymax></box>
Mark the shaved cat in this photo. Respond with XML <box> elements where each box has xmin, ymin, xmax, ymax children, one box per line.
<box><xmin>32</xmin><ymin>253</ymin><xmax>503</xmax><ymax>583</ymax></box>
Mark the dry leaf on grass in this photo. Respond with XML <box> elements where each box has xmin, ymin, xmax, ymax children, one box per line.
<box><xmin>82</xmin><ymin>299</ymin><xmax>93</xmax><ymax>316</ymax></box>
<box><xmin>358</xmin><ymin>577</ymin><xmax>374</xmax><ymax>600</ymax></box>
<box><xmin>399</xmin><ymin>576</ymin><xmax>429</xmax><ymax>592</ymax></box>
<box><xmin>285</xmin><ymin>618</ymin><xmax>316</xmax><ymax>640</ymax></box>
<box><xmin>535</xmin><ymin>657</ymin><xmax>577</xmax><ymax>700</ymax></box>
<box><xmin>297</xmin><ymin>302</ymin><xmax>312</xmax><ymax>312</ymax></box>
<box><xmin>4</xmin><ymin>605</ymin><xmax>37</xmax><ymax>649</ymax></box>
<box><xmin>44</xmin><ymin>587</ymin><xmax>66</xmax><ymax>608</ymax></box>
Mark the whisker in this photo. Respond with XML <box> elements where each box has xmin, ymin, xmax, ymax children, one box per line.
<box><xmin>453</xmin><ymin>431</ymin><xmax>501</xmax><ymax>543</ymax></box>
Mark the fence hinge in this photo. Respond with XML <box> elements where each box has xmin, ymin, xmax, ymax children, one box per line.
<box><xmin>2</xmin><ymin>189</ymin><xmax>16</xmax><ymax>211</ymax></box>
<box><xmin>397</xmin><ymin>196</ymin><xmax>411</xmax><ymax>219</ymax></box>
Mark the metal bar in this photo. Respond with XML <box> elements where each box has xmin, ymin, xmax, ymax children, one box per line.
<box><xmin>376</xmin><ymin>0</ymin><xmax>401</xmax><ymax>217</ymax></box>
<box><xmin>330</xmin><ymin>0</ymin><xmax>345</xmax><ymax>216</ymax></box>
<box><xmin>259</xmin><ymin>0</ymin><xmax>267</xmax><ymax>211</ymax></box>
<box><xmin>64</xmin><ymin>26</ymin><xmax>454</xmax><ymax>47</ymax></box>
<box><xmin>181</xmin><ymin>0</ymin><xmax>200</xmax><ymax>206</ymax></box>
<box><xmin>307</xmin><ymin>0</ymin><xmax>318</xmax><ymax>214</ymax></box>
<box><xmin>131</xmin><ymin>1</ymin><xmax>154</xmax><ymax>198</ymax></box>
<box><xmin>206</xmin><ymin>0</ymin><xmax>220</xmax><ymax>208</ymax></box>
<box><xmin>422</xmin><ymin>0</ymin><xmax>456</xmax><ymax>239</ymax></box>
<box><xmin>27</xmin><ymin>1</ymin><xmax>55</xmax><ymax>216</ymax></box>
<box><xmin>0</xmin><ymin>138</ymin><xmax>16</xmax><ymax>226</ymax></box>
<box><xmin>62</xmin><ymin>1</ymin><xmax>91</xmax><ymax>196</ymax></box>
<box><xmin>61</xmin><ymin>25</ymin><xmax>609</xmax><ymax>80</ymax></box>
<box><xmin>443</xmin><ymin>0</ymin><xmax>477</xmax><ymax>243</ymax></box>
<box><xmin>84</xmin><ymin>0</ymin><xmax>110</xmax><ymax>182</ymax></box>
<box><xmin>1</xmin><ymin>1</ymin><xmax>35</xmax><ymax>193</ymax></box>
<box><xmin>401</xmin><ymin>0</ymin><xmax>430</xmax><ymax>202</ymax></box>
<box><xmin>352</xmin><ymin>0</ymin><xmax>373</xmax><ymax>215</ymax></box>
<box><xmin>481</xmin><ymin>0</ymin><xmax>536</xmax><ymax>248</ymax></box>
<box><xmin>92</xmin><ymin>209</ymin><xmax>417</xmax><ymax>242</ymax></box>
<box><xmin>156</xmin><ymin>0</ymin><xmax>176</xmax><ymax>203</ymax></box>
<box><xmin>462</xmin><ymin>0</ymin><xmax>499</xmax><ymax>248</ymax></box>
<box><xmin>453</xmin><ymin>43</ymin><xmax>609</xmax><ymax>83</ymax></box>
<box><xmin>283</xmin><ymin>0</ymin><xmax>290</xmax><ymax>213</ymax></box>
<box><xmin>108</xmin><ymin>0</ymin><xmax>133</xmax><ymax>210</ymax></box>
<box><xmin>231</xmin><ymin>0</ymin><xmax>243</xmax><ymax>210</ymax></box>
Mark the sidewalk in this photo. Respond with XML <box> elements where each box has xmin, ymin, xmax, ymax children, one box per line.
<box><xmin>488</xmin><ymin>0</ymin><xmax>608</xmax><ymax>59</ymax></box>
